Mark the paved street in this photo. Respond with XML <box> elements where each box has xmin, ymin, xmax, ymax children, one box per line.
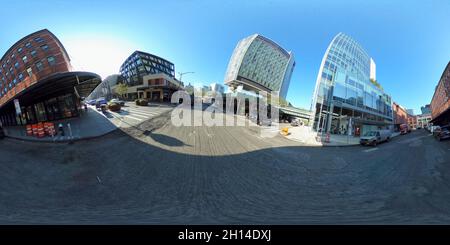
<box><xmin>94</xmin><ymin>102</ymin><xmax>174</xmax><ymax>128</ymax></box>
<box><xmin>1</xmin><ymin>109</ymin><xmax>450</xmax><ymax>224</ymax></box>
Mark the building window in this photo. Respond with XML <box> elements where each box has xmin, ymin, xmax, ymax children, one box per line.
<box><xmin>36</xmin><ymin>61</ymin><xmax>44</xmax><ymax>71</ymax></box>
<box><xmin>14</xmin><ymin>62</ymin><xmax>20</xmax><ymax>69</ymax></box>
<box><xmin>47</xmin><ymin>56</ymin><xmax>56</xmax><ymax>66</ymax></box>
<box><xmin>18</xmin><ymin>47</ymin><xmax>23</xmax><ymax>53</ymax></box>
<box><xmin>30</xmin><ymin>50</ymin><xmax>37</xmax><ymax>57</ymax></box>
<box><xmin>25</xmin><ymin>42</ymin><xmax>32</xmax><ymax>48</ymax></box>
<box><xmin>27</xmin><ymin>67</ymin><xmax>33</xmax><ymax>77</ymax></box>
<box><xmin>18</xmin><ymin>73</ymin><xmax>23</xmax><ymax>82</ymax></box>
<box><xmin>22</xmin><ymin>56</ymin><xmax>28</xmax><ymax>63</ymax></box>
<box><xmin>34</xmin><ymin>37</ymin><xmax>44</xmax><ymax>43</ymax></box>
<box><xmin>41</xmin><ymin>44</ymin><xmax>49</xmax><ymax>51</ymax></box>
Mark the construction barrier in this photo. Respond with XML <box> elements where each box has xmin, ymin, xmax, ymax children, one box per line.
<box><xmin>37</xmin><ymin>122</ymin><xmax>45</xmax><ymax>138</ymax></box>
<box><xmin>32</xmin><ymin>124</ymin><xmax>38</xmax><ymax>137</ymax></box>
<box><xmin>281</xmin><ymin>127</ymin><xmax>289</xmax><ymax>136</ymax></box>
<box><xmin>26</xmin><ymin>125</ymin><xmax>33</xmax><ymax>136</ymax></box>
<box><xmin>46</xmin><ymin>122</ymin><xmax>56</xmax><ymax>136</ymax></box>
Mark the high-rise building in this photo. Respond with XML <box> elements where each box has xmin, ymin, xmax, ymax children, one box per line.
<box><xmin>430</xmin><ymin>62</ymin><xmax>450</xmax><ymax>126</ymax></box>
<box><xmin>118</xmin><ymin>51</ymin><xmax>182</xmax><ymax>101</ymax></box>
<box><xmin>224</xmin><ymin>34</ymin><xmax>295</xmax><ymax>99</ymax></box>
<box><xmin>311</xmin><ymin>33</ymin><xmax>393</xmax><ymax>136</ymax></box>
<box><xmin>421</xmin><ymin>104</ymin><xmax>431</xmax><ymax>114</ymax></box>
<box><xmin>0</xmin><ymin>29</ymin><xmax>100</xmax><ymax>126</ymax></box>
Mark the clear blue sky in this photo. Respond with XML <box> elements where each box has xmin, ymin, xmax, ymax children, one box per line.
<box><xmin>1</xmin><ymin>0</ymin><xmax>449</xmax><ymax>114</ymax></box>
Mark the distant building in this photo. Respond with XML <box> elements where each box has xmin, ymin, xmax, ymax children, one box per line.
<box><xmin>407</xmin><ymin>114</ymin><xmax>418</xmax><ymax>129</ymax></box>
<box><xmin>421</xmin><ymin>104</ymin><xmax>431</xmax><ymax>114</ymax></box>
<box><xmin>119</xmin><ymin>51</ymin><xmax>182</xmax><ymax>101</ymax></box>
<box><xmin>210</xmin><ymin>83</ymin><xmax>225</xmax><ymax>94</ymax></box>
<box><xmin>224</xmin><ymin>34</ymin><xmax>295</xmax><ymax>99</ymax></box>
<box><xmin>430</xmin><ymin>61</ymin><xmax>450</xmax><ymax>126</ymax></box>
<box><xmin>393</xmin><ymin>102</ymin><xmax>408</xmax><ymax>130</ymax></box>
<box><xmin>311</xmin><ymin>33</ymin><xmax>393</xmax><ymax>136</ymax></box>
<box><xmin>417</xmin><ymin>113</ymin><xmax>432</xmax><ymax>128</ymax></box>
<box><xmin>406</xmin><ymin>109</ymin><xmax>414</xmax><ymax>115</ymax></box>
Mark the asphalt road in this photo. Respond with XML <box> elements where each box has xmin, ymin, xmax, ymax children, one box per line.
<box><xmin>1</xmin><ymin>110</ymin><xmax>450</xmax><ymax>224</ymax></box>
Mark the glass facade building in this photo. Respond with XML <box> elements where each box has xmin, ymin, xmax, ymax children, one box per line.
<box><xmin>119</xmin><ymin>51</ymin><xmax>175</xmax><ymax>87</ymax></box>
<box><xmin>311</xmin><ymin>33</ymin><xmax>393</xmax><ymax>136</ymax></box>
<box><xmin>224</xmin><ymin>34</ymin><xmax>295</xmax><ymax>99</ymax></box>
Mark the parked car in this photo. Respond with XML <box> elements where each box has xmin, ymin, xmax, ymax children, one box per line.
<box><xmin>110</xmin><ymin>98</ymin><xmax>125</xmax><ymax>106</ymax></box>
<box><xmin>95</xmin><ymin>98</ymin><xmax>108</xmax><ymax>110</ymax></box>
<box><xmin>135</xmin><ymin>99</ymin><xmax>149</xmax><ymax>106</ymax></box>
<box><xmin>86</xmin><ymin>99</ymin><xmax>96</xmax><ymax>105</ymax></box>
<box><xmin>400</xmin><ymin>123</ymin><xmax>409</xmax><ymax>135</ymax></box>
<box><xmin>290</xmin><ymin>120</ymin><xmax>300</xmax><ymax>127</ymax></box>
<box><xmin>434</xmin><ymin>125</ymin><xmax>450</xmax><ymax>141</ymax></box>
<box><xmin>430</xmin><ymin>125</ymin><xmax>440</xmax><ymax>134</ymax></box>
<box><xmin>360</xmin><ymin>130</ymin><xmax>391</xmax><ymax>146</ymax></box>
<box><xmin>107</xmin><ymin>102</ymin><xmax>121</xmax><ymax>112</ymax></box>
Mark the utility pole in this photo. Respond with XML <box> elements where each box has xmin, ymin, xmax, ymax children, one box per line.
<box><xmin>178</xmin><ymin>71</ymin><xmax>194</xmax><ymax>83</ymax></box>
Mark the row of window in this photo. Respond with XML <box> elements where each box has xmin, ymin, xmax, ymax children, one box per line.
<box><xmin>0</xmin><ymin>56</ymin><xmax>57</xmax><ymax>98</ymax></box>
<box><xmin>0</xmin><ymin>43</ymin><xmax>50</xmax><ymax>83</ymax></box>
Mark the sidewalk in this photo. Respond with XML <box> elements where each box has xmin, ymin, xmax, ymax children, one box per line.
<box><xmin>3</xmin><ymin>107</ymin><xmax>117</xmax><ymax>142</ymax></box>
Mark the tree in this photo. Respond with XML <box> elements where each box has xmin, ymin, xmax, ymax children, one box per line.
<box><xmin>115</xmin><ymin>83</ymin><xmax>128</xmax><ymax>99</ymax></box>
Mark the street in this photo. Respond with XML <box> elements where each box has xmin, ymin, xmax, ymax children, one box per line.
<box><xmin>1</xmin><ymin>110</ymin><xmax>450</xmax><ymax>224</ymax></box>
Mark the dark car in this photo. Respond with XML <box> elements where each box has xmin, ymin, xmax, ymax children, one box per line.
<box><xmin>435</xmin><ymin>125</ymin><xmax>450</xmax><ymax>141</ymax></box>
<box><xmin>95</xmin><ymin>98</ymin><xmax>108</xmax><ymax>110</ymax></box>
<box><xmin>86</xmin><ymin>99</ymin><xmax>97</xmax><ymax>106</ymax></box>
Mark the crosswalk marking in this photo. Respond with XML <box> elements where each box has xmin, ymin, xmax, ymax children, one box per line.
<box><xmin>124</xmin><ymin>115</ymin><xmax>143</xmax><ymax>121</ymax></box>
<box><xmin>363</xmin><ymin>147</ymin><xmax>378</xmax><ymax>153</ymax></box>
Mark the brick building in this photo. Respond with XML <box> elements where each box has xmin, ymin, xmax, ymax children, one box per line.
<box><xmin>0</xmin><ymin>29</ymin><xmax>100</xmax><ymax>126</ymax></box>
<box><xmin>430</xmin><ymin>61</ymin><xmax>450</xmax><ymax>126</ymax></box>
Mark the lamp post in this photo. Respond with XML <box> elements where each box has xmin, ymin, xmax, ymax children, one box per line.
<box><xmin>178</xmin><ymin>71</ymin><xmax>195</xmax><ymax>83</ymax></box>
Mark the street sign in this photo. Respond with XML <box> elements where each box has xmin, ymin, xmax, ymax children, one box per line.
<box><xmin>14</xmin><ymin>99</ymin><xmax>21</xmax><ymax>115</ymax></box>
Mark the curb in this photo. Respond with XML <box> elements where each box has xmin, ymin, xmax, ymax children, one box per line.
<box><xmin>5</xmin><ymin>128</ymin><xmax>118</xmax><ymax>143</ymax></box>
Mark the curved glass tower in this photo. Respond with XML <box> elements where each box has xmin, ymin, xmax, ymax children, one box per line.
<box><xmin>311</xmin><ymin>33</ymin><xmax>393</xmax><ymax>136</ymax></box>
<box><xmin>224</xmin><ymin>34</ymin><xmax>295</xmax><ymax>99</ymax></box>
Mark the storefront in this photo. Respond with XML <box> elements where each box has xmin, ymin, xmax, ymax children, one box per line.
<box><xmin>0</xmin><ymin>72</ymin><xmax>100</xmax><ymax>127</ymax></box>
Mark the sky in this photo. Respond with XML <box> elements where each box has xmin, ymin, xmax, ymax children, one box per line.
<box><xmin>1</xmin><ymin>0</ymin><xmax>449</xmax><ymax>114</ymax></box>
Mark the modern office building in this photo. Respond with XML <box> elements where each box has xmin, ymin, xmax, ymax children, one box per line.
<box><xmin>0</xmin><ymin>29</ymin><xmax>100</xmax><ymax>126</ymax></box>
<box><xmin>118</xmin><ymin>51</ymin><xmax>182</xmax><ymax>101</ymax></box>
<box><xmin>393</xmin><ymin>102</ymin><xmax>408</xmax><ymax>130</ymax></box>
<box><xmin>421</xmin><ymin>104</ymin><xmax>431</xmax><ymax>114</ymax></box>
<box><xmin>430</xmin><ymin>61</ymin><xmax>450</xmax><ymax>126</ymax></box>
<box><xmin>224</xmin><ymin>34</ymin><xmax>295</xmax><ymax>99</ymax></box>
<box><xmin>311</xmin><ymin>33</ymin><xmax>393</xmax><ymax>136</ymax></box>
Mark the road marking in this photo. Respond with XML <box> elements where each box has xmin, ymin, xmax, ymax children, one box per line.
<box><xmin>96</xmin><ymin>176</ymin><xmax>102</xmax><ymax>183</ymax></box>
<box><xmin>124</xmin><ymin>115</ymin><xmax>143</xmax><ymax>121</ymax></box>
<box><xmin>363</xmin><ymin>147</ymin><xmax>378</xmax><ymax>153</ymax></box>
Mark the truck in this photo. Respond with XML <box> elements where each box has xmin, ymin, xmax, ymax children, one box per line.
<box><xmin>400</xmin><ymin>124</ymin><xmax>409</xmax><ymax>135</ymax></box>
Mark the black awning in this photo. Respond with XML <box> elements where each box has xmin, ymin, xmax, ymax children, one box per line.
<box><xmin>430</xmin><ymin>107</ymin><xmax>450</xmax><ymax>126</ymax></box>
<box><xmin>0</xmin><ymin>71</ymin><xmax>101</xmax><ymax>111</ymax></box>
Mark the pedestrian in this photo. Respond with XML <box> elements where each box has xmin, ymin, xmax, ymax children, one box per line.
<box><xmin>58</xmin><ymin>123</ymin><xmax>64</xmax><ymax>136</ymax></box>
<box><xmin>84</xmin><ymin>103</ymin><xmax>88</xmax><ymax>112</ymax></box>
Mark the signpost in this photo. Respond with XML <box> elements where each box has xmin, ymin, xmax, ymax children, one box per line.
<box><xmin>13</xmin><ymin>99</ymin><xmax>21</xmax><ymax>115</ymax></box>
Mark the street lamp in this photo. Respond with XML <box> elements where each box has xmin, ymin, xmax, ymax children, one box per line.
<box><xmin>178</xmin><ymin>71</ymin><xmax>195</xmax><ymax>83</ymax></box>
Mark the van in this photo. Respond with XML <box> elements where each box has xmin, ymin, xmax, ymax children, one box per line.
<box><xmin>360</xmin><ymin>130</ymin><xmax>392</xmax><ymax>146</ymax></box>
